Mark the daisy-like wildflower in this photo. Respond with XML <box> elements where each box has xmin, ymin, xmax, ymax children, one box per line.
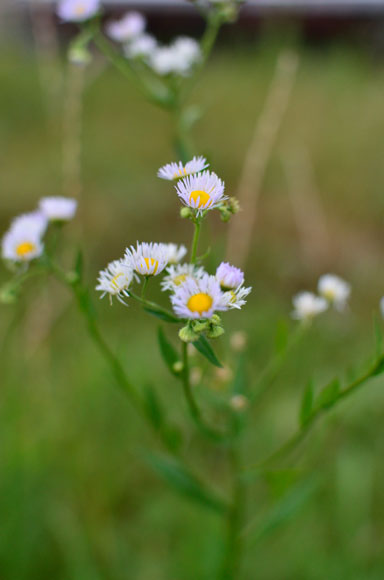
<box><xmin>106</xmin><ymin>12</ymin><xmax>146</xmax><ymax>43</ymax></box>
<box><xmin>175</xmin><ymin>171</ymin><xmax>226</xmax><ymax>216</ymax></box>
<box><xmin>164</xmin><ymin>243</ymin><xmax>187</xmax><ymax>265</ymax></box>
<box><xmin>124</xmin><ymin>34</ymin><xmax>157</xmax><ymax>59</ymax></box>
<box><xmin>222</xmin><ymin>284</ymin><xmax>251</xmax><ymax>310</ymax></box>
<box><xmin>171</xmin><ymin>273</ymin><xmax>227</xmax><ymax>319</ymax></box>
<box><xmin>318</xmin><ymin>274</ymin><xmax>351</xmax><ymax>311</ymax></box>
<box><xmin>124</xmin><ymin>242</ymin><xmax>168</xmax><ymax>277</ymax></box>
<box><xmin>39</xmin><ymin>197</ymin><xmax>77</xmax><ymax>222</ymax></box>
<box><xmin>96</xmin><ymin>260</ymin><xmax>136</xmax><ymax>305</ymax></box>
<box><xmin>2</xmin><ymin>221</ymin><xmax>44</xmax><ymax>264</ymax></box>
<box><xmin>158</xmin><ymin>156</ymin><xmax>209</xmax><ymax>181</ymax></box>
<box><xmin>216</xmin><ymin>262</ymin><xmax>244</xmax><ymax>290</ymax></box>
<box><xmin>149</xmin><ymin>38</ymin><xmax>201</xmax><ymax>76</ymax></box>
<box><xmin>161</xmin><ymin>263</ymin><xmax>205</xmax><ymax>292</ymax></box>
<box><xmin>57</xmin><ymin>0</ymin><xmax>100</xmax><ymax>22</ymax></box>
<box><xmin>292</xmin><ymin>291</ymin><xmax>328</xmax><ymax>322</ymax></box>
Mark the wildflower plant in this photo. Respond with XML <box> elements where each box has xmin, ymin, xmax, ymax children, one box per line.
<box><xmin>3</xmin><ymin>2</ymin><xmax>384</xmax><ymax>578</ymax></box>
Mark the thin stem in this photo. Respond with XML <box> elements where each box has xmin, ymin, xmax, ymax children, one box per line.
<box><xmin>129</xmin><ymin>291</ymin><xmax>179</xmax><ymax>321</ymax></box>
<box><xmin>141</xmin><ymin>276</ymin><xmax>149</xmax><ymax>300</ymax></box>
<box><xmin>190</xmin><ymin>220</ymin><xmax>202</xmax><ymax>265</ymax></box>
<box><xmin>220</xmin><ymin>445</ymin><xmax>246</xmax><ymax>580</ymax></box>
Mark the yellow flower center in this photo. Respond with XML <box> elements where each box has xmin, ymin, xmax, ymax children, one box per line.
<box><xmin>323</xmin><ymin>288</ymin><xmax>336</xmax><ymax>301</ymax></box>
<box><xmin>187</xmin><ymin>293</ymin><xmax>213</xmax><ymax>315</ymax></box>
<box><xmin>173</xmin><ymin>274</ymin><xmax>188</xmax><ymax>286</ymax></box>
<box><xmin>143</xmin><ymin>257</ymin><xmax>159</xmax><ymax>275</ymax></box>
<box><xmin>189</xmin><ymin>190</ymin><xmax>211</xmax><ymax>209</ymax></box>
<box><xmin>111</xmin><ymin>273</ymin><xmax>123</xmax><ymax>290</ymax></box>
<box><xmin>16</xmin><ymin>241</ymin><xmax>35</xmax><ymax>258</ymax></box>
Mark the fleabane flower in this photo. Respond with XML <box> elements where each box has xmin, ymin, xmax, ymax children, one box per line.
<box><xmin>292</xmin><ymin>292</ymin><xmax>328</xmax><ymax>322</ymax></box>
<box><xmin>2</xmin><ymin>220</ymin><xmax>44</xmax><ymax>264</ymax></box>
<box><xmin>96</xmin><ymin>260</ymin><xmax>135</xmax><ymax>305</ymax></box>
<box><xmin>149</xmin><ymin>38</ymin><xmax>201</xmax><ymax>76</ymax></box>
<box><xmin>318</xmin><ymin>274</ymin><xmax>351</xmax><ymax>311</ymax></box>
<box><xmin>171</xmin><ymin>273</ymin><xmax>227</xmax><ymax>319</ymax></box>
<box><xmin>106</xmin><ymin>12</ymin><xmax>146</xmax><ymax>43</ymax></box>
<box><xmin>158</xmin><ymin>156</ymin><xmax>209</xmax><ymax>181</ymax></box>
<box><xmin>124</xmin><ymin>242</ymin><xmax>168</xmax><ymax>277</ymax></box>
<box><xmin>175</xmin><ymin>171</ymin><xmax>226</xmax><ymax>215</ymax></box>
<box><xmin>39</xmin><ymin>196</ymin><xmax>77</xmax><ymax>222</ymax></box>
<box><xmin>164</xmin><ymin>243</ymin><xmax>187</xmax><ymax>265</ymax></box>
<box><xmin>57</xmin><ymin>0</ymin><xmax>100</xmax><ymax>22</ymax></box>
<box><xmin>161</xmin><ymin>263</ymin><xmax>205</xmax><ymax>292</ymax></box>
<box><xmin>216</xmin><ymin>262</ymin><xmax>244</xmax><ymax>290</ymax></box>
<box><xmin>124</xmin><ymin>34</ymin><xmax>157</xmax><ymax>59</ymax></box>
<box><xmin>222</xmin><ymin>285</ymin><xmax>251</xmax><ymax>310</ymax></box>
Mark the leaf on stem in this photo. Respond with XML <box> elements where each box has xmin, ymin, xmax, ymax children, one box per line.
<box><xmin>144</xmin><ymin>453</ymin><xmax>227</xmax><ymax>514</ymax></box>
<box><xmin>315</xmin><ymin>378</ymin><xmax>340</xmax><ymax>411</ymax></box>
<box><xmin>158</xmin><ymin>327</ymin><xmax>181</xmax><ymax>376</ymax></box>
<box><xmin>193</xmin><ymin>335</ymin><xmax>223</xmax><ymax>368</ymax></box>
<box><xmin>143</xmin><ymin>307</ymin><xmax>179</xmax><ymax>324</ymax></box>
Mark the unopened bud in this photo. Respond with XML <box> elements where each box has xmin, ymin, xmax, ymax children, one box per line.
<box><xmin>180</xmin><ymin>207</ymin><xmax>193</xmax><ymax>219</ymax></box>
<box><xmin>179</xmin><ymin>325</ymin><xmax>199</xmax><ymax>342</ymax></box>
<box><xmin>172</xmin><ymin>361</ymin><xmax>184</xmax><ymax>374</ymax></box>
<box><xmin>207</xmin><ymin>325</ymin><xmax>224</xmax><ymax>339</ymax></box>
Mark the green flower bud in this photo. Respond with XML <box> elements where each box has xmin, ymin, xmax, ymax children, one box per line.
<box><xmin>180</xmin><ymin>207</ymin><xmax>193</xmax><ymax>219</ymax></box>
<box><xmin>179</xmin><ymin>325</ymin><xmax>199</xmax><ymax>343</ymax></box>
<box><xmin>207</xmin><ymin>325</ymin><xmax>225</xmax><ymax>339</ymax></box>
<box><xmin>192</xmin><ymin>320</ymin><xmax>209</xmax><ymax>333</ymax></box>
<box><xmin>172</xmin><ymin>361</ymin><xmax>184</xmax><ymax>374</ymax></box>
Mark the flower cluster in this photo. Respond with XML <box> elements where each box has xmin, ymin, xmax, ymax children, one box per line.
<box><xmin>1</xmin><ymin>197</ymin><xmax>77</xmax><ymax>266</ymax></box>
<box><xmin>292</xmin><ymin>273</ymin><xmax>351</xmax><ymax>322</ymax></box>
<box><xmin>105</xmin><ymin>11</ymin><xmax>201</xmax><ymax>77</ymax></box>
<box><xmin>95</xmin><ymin>157</ymin><xmax>250</xmax><ymax>340</ymax></box>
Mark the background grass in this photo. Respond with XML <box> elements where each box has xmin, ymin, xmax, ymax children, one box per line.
<box><xmin>2</xmin><ymin>22</ymin><xmax>384</xmax><ymax>579</ymax></box>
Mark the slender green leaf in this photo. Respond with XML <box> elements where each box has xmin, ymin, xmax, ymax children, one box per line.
<box><xmin>315</xmin><ymin>378</ymin><xmax>340</xmax><ymax>410</ymax></box>
<box><xmin>145</xmin><ymin>453</ymin><xmax>227</xmax><ymax>514</ymax></box>
<box><xmin>372</xmin><ymin>355</ymin><xmax>384</xmax><ymax>377</ymax></box>
<box><xmin>247</xmin><ymin>476</ymin><xmax>319</xmax><ymax>544</ymax></box>
<box><xmin>299</xmin><ymin>380</ymin><xmax>314</xmax><ymax>427</ymax></box>
<box><xmin>264</xmin><ymin>469</ymin><xmax>300</xmax><ymax>499</ymax></box>
<box><xmin>193</xmin><ymin>335</ymin><xmax>223</xmax><ymax>368</ymax></box>
<box><xmin>143</xmin><ymin>307</ymin><xmax>179</xmax><ymax>324</ymax></box>
<box><xmin>158</xmin><ymin>327</ymin><xmax>180</xmax><ymax>375</ymax></box>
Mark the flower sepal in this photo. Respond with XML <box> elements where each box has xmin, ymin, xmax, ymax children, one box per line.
<box><xmin>179</xmin><ymin>323</ymin><xmax>200</xmax><ymax>343</ymax></box>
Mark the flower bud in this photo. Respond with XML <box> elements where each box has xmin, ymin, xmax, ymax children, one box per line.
<box><xmin>172</xmin><ymin>361</ymin><xmax>184</xmax><ymax>374</ymax></box>
<box><xmin>180</xmin><ymin>207</ymin><xmax>193</xmax><ymax>219</ymax></box>
<box><xmin>207</xmin><ymin>325</ymin><xmax>224</xmax><ymax>339</ymax></box>
<box><xmin>179</xmin><ymin>325</ymin><xmax>199</xmax><ymax>342</ymax></box>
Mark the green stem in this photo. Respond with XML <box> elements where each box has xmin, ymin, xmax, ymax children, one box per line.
<box><xmin>141</xmin><ymin>276</ymin><xmax>149</xmax><ymax>300</ymax></box>
<box><xmin>129</xmin><ymin>291</ymin><xmax>179</xmax><ymax>321</ymax></box>
<box><xmin>190</xmin><ymin>220</ymin><xmax>202</xmax><ymax>265</ymax></box>
<box><xmin>220</xmin><ymin>445</ymin><xmax>245</xmax><ymax>580</ymax></box>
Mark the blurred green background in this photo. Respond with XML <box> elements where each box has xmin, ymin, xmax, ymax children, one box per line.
<box><xmin>2</xmin><ymin>9</ymin><xmax>384</xmax><ymax>579</ymax></box>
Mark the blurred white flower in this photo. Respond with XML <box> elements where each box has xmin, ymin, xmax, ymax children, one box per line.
<box><xmin>39</xmin><ymin>197</ymin><xmax>77</xmax><ymax>222</ymax></box>
<box><xmin>216</xmin><ymin>262</ymin><xmax>244</xmax><ymax>290</ymax></box>
<box><xmin>124</xmin><ymin>34</ymin><xmax>157</xmax><ymax>59</ymax></box>
<box><xmin>171</xmin><ymin>273</ymin><xmax>227</xmax><ymax>319</ymax></box>
<box><xmin>96</xmin><ymin>260</ymin><xmax>135</xmax><ymax>305</ymax></box>
<box><xmin>163</xmin><ymin>243</ymin><xmax>187</xmax><ymax>265</ymax></box>
<box><xmin>292</xmin><ymin>291</ymin><xmax>328</xmax><ymax>321</ymax></box>
<box><xmin>161</xmin><ymin>263</ymin><xmax>205</xmax><ymax>292</ymax></box>
<box><xmin>318</xmin><ymin>273</ymin><xmax>351</xmax><ymax>311</ymax></box>
<box><xmin>149</xmin><ymin>37</ymin><xmax>201</xmax><ymax>76</ymax></box>
<box><xmin>106</xmin><ymin>11</ymin><xmax>146</xmax><ymax>43</ymax></box>
<box><xmin>124</xmin><ymin>242</ymin><xmax>168</xmax><ymax>276</ymax></box>
<box><xmin>175</xmin><ymin>171</ymin><xmax>226</xmax><ymax>216</ymax></box>
<box><xmin>2</xmin><ymin>215</ymin><xmax>45</xmax><ymax>263</ymax></box>
<box><xmin>230</xmin><ymin>394</ymin><xmax>249</xmax><ymax>411</ymax></box>
<box><xmin>57</xmin><ymin>0</ymin><xmax>100</xmax><ymax>22</ymax></box>
<box><xmin>158</xmin><ymin>156</ymin><xmax>209</xmax><ymax>181</ymax></box>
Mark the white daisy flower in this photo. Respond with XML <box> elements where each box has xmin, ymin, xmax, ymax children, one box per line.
<box><xmin>222</xmin><ymin>285</ymin><xmax>251</xmax><ymax>310</ymax></box>
<box><xmin>161</xmin><ymin>263</ymin><xmax>205</xmax><ymax>292</ymax></box>
<box><xmin>175</xmin><ymin>171</ymin><xmax>226</xmax><ymax>216</ymax></box>
<box><xmin>11</xmin><ymin>211</ymin><xmax>48</xmax><ymax>238</ymax></box>
<box><xmin>164</xmin><ymin>243</ymin><xmax>187</xmax><ymax>265</ymax></box>
<box><xmin>2</xmin><ymin>223</ymin><xmax>44</xmax><ymax>263</ymax></box>
<box><xmin>124</xmin><ymin>242</ymin><xmax>168</xmax><ymax>277</ymax></box>
<box><xmin>96</xmin><ymin>259</ymin><xmax>135</xmax><ymax>305</ymax></box>
<box><xmin>124</xmin><ymin>34</ymin><xmax>157</xmax><ymax>59</ymax></box>
<box><xmin>171</xmin><ymin>273</ymin><xmax>228</xmax><ymax>319</ymax></box>
<box><xmin>158</xmin><ymin>156</ymin><xmax>209</xmax><ymax>181</ymax></box>
<box><xmin>149</xmin><ymin>38</ymin><xmax>201</xmax><ymax>77</ymax></box>
<box><xmin>57</xmin><ymin>0</ymin><xmax>100</xmax><ymax>22</ymax></box>
<box><xmin>39</xmin><ymin>196</ymin><xmax>77</xmax><ymax>222</ymax></box>
<box><xmin>318</xmin><ymin>274</ymin><xmax>351</xmax><ymax>311</ymax></box>
<box><xmin>216</xmin><ymin>262</ymin><xmax>244</xmax><ymax>290</ymax></box>
<box><xmin>106</xmin><ymin>12</ymin><xmax>146</xmax><ymax>43</ymax></box>
<box><xmin>292</xmin><ymin>291</ymin><xmax>328</xmax><ymax>321</ymax></box>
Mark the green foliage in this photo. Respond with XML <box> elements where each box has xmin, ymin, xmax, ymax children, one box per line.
<box><xmin>157</xmin><ymin>327</ymin><xmax>181</xmax><ymax>376</ymax></box>
<box><xmin>299</xmin><ymin>380</ymin><xmax>314</xmax><ymax>427</ymax></box>
<box><xmin>144</xmin><ymin>453</ymin><xmax>228</xmax><ymax>514</ymax></box>
<box><xmin>193</xmin><ymin>335</ymin><xmax>223</xmax><ymax>368</ymax></box>
<box><xmin>143</xmin><ymin>307</ymin><xmax>179</xmax><ymax>323</ymax></box>
<box><xmin>315</xmin><ymin>378</ymin><xmax>340</xmax><ymax>411</ymax></box>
